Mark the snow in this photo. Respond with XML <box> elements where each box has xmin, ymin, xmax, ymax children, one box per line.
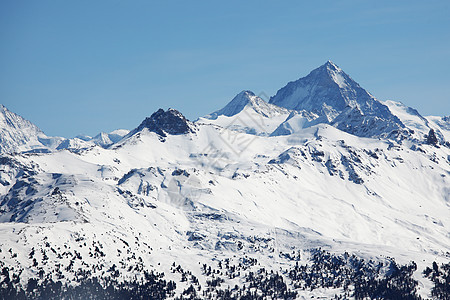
<box><xmin>1</xmin><ymin>119</ymin><xmax>449</xmax><ymax>297</ymax></box>
<box><xmin>268</xmin><ymin>61</ymin><xmax>404</xmax><ymax>138</ymax></box>
<box><xmin>330</xmin><ymin>67</ymin><xmax>347</xmax><ymax>88</ymax></box>
<box><xmin>384</xmin><ymin>100</ymin><xmax>450</xmax><ymax>144</ymax></box>
<box><xmin>270</xmin><ymin>111</ymin><xmax>318</xmax><ymax>136</ymax></box>
<box><xmin>426</xmin><ymin>115</ymin><xmax>450</xmax><ymax>142</ymax></box>
<box><xmin>198</xmin><ymin>90</ymin><xmax>293</xmax><ymax>136</ymax></box>
<box><xmin>0</xmin><ymin>62</ymin><xmax>449</xmax><ymax>298</ymax></box>
<box><xmin>0</xmin><ymin>105</ymin><xmax>130</xmax><ymax>154</ymax></box>
<box><xmin>0</xmin><ymin>104</ymin><xmax>47</xmax><ymax>153</ymax></box>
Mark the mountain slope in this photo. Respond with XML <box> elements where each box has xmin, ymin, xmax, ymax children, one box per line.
<box><xmin>384</xmin><ymin>100</ymin><xmax>449</xmax><ymax>144</ymax></box>
<box><xmin>1</xmin><ymin>62</ymin><xmax>449</xmax><ymax>298</ymax></box>
<box><xmin>0</xmin><ymin>104</ymin><xmax>132</xmax><ymax>154</ymax></box>
<box><xmin>427</xmin><ymin>115</ymin><xmax>450</xmax><ymax>143</ymax></box>
<box><xmin>0</xmin><ymin>105</ymin><xmax>50</xmax><ymax>154</ymax></box>
<box><xmin>269</xmin><ymin>61</ymin><xmax>404</xmax><ymax>137</ymax></box>
<box><xmin>0</xmin><ymin>107</ymin><xmax>449</xmax><ymax>298</ymax></box>
<box><xmin>270</xmin><ymin>110</ymin><xmax>318</xmax><ymax>136</ymax></box>
<box><xmin>198</xmin><ymin>90</ymin><xmax>295</xmax><ymax>136</ymax></box>
<box><xmin>128</xmin><ymin>108</ymin><xmax>196</xmax><ymax>139</ymax></box>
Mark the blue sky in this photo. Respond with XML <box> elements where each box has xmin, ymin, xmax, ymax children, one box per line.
<box><xmin>1</xmin><ymin>0</ymin><xmax>449</xmax><ymax>137</ymax></box>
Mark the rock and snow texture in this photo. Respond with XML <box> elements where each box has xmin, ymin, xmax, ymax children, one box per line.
<box><xmin>270</xmin><ymin>110</ymin><xmax>318</xmax><ymax>136</ymax></box>
<box><xmin>0</xmin><ymin>104</ymin><xmax>50</xmax><ymax>154</ymax></box>
<box><xmin>1</xmin><ymin>61</ymin><xmax>441</xmax><ymax>154</ymax></box>
<box><xmin>0</xmin><ymin>104</ymin><xmax>130</xmax><ymax>154</ymax></box>
<box><xmin>199</xmin><ymin>90</ymin><xmax>294</xmax><ymax>136</ymax></box>
<box><xmin>90</xmin><ymin>129</ymin><xmax>129</xmax><ymax>148</ymax></box>
<box><xmin>384</xmin><ymin>100</ymin><xmax>450</xmax><ymax>144</ymax></box>
<box><xmin>269</xmin><ymin>61</ymin><xmax>404</xmax><ymax>137</ymax></box>
<box><xmin>0</xmin><ymin>62</ymin><xmax>449</xmax><ymax>298</ymax></box>
<box><xmin>0</xmin><ymin>117</ymin><xmax>449</xmax><ymax>297</ymax></box>
<box><xmin>129</xmin><ymin>108</ymin><xmax>196</xmax><ymax>138</ymax></box>
<box><xmin>198</xmin><ymin>61</ymin><xmax>408</xmax><ymax>139</ymax></box>
<box><xmin>70</xmin><ymin>129</ymin><xmax>129</xmax><ymax>149</ymax></box>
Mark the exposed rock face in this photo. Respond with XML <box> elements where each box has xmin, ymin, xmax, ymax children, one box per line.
<box><xmin>426</xmin><ymin>128</ymin><xmax>438</xmax><ymax>145</ymax></box>
<box><xmin>331</xmin><ymin>106</ymin><xmax>403</xmax><ymax>138</ymax></box>
<box><xmin>135</xmin><ymin>108</ymin><xmax>195</xmax><ymax>137</ymax></box>
<box><xmin>0</xmin><ymin>105</ymin><xmax>45</xmax><ymax>154</ymax></box>
<box><xmin>268</xmin><ymin>61</ymin><xmax>404</xmax><ymax>137</ymax></box>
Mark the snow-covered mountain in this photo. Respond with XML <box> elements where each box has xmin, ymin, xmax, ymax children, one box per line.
<box><xmin>199</xmin><ymin>62</ymin><xmax>408</xmax><ymax>140</ymax></box>
<box><xmin>0</xmin><ymin>62</ymin><xmax>449</xmax><ymax>299</ymax></box>
<box><xmin>90</xmin><ymin>129</ymin><xmax>130</xmax><ymax>148</ymax></box>
<box><xmin>384</xmin><ymin>100</ymin><xmax>450</xmax><ymax>144</ymax></box>
<box><xmin>269</xmin><ymin>61</ymin><xmax>405</xmax><ymax>138</ymax></box>
<box><xmin>129</xmin><ymin>108</ymin><xmax>196</xmax><ymax>138</ymax></box>
<box><xmin>0</xmin><ymin>104</ymin><xmax>61</xmax><ymax>154</ymax></box>
<box><xmin>198</xmin><ymin>91</ymin><xmax>295</xmax><ymax>136</ymax></box>
<box><xmin>0</xmin><ymin>104</ymin><xmax>129</xmax><ymax>155</ymax></box>
<box><xmin>270</xmin><ymin>110</ymin><xmax>318</xmax><ymax>136</ymax></box>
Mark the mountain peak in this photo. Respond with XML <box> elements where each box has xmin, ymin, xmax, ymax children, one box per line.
<box><xmin>325</xmin><ymin>60</ymin><xmax>340</xmax><ymax>70</ymax></box>
<box><xmin>269</xmin><ymin>62</ymin><xmax>359</xmax><ymax>114</ymax></box>
<box><xmin>203</xmin><ymin>90</ymin><xmax>293</xmax><ymax>120</ymax></box>
<box><xmin>314</xmin><ymin>61</ymin><xmax>347</xmax><ymax>86</ymax></box>
<box><xmin>204</xmin><ymin>90</ymin><xmax>258</xmax><ymax>119</ymax></box>
<box><xmin>323</xmin><ymin>60</ymin><xmax>339</xmax><ymax>70</ymax></box>
<box><xmin>134</xmin><ymin>108</ymin><xmax>194</xmax><ymax>137</ymax></box>
<box><xmin>269</xmin><ymin>62</ymin><xmax>404</xmax><ymax>137</ymax></box>
<box><xmin>199</xmin><ymin>91</ymin><xmax>292</xmax><ymax>136</ymax></box>
<box><xmin>238</xmin><ymin>90</ymin><xmax>256</xmax><ymax>97</ymax></box>
<box><xmin>92</xmin><ymin>132</ymin><xmax>113</xmax><ymax>147</ymax></box>
<box><xmin>0</xmin><ymin>104</ymin><xmax>47</xmax><ymax>153</ymax></box>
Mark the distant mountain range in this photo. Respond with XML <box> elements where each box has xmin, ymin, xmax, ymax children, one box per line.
<box><xmin>200</xmin><ymin>61</ymin><xmax>448</xmax><ymax>143</ymax></box>
<box><xmin>2</xmin><ymin>61</ymin><xmax>448</xmax><ymax>153</ymax></box>
<box><xmin>0</xmin><ymin>104</ymin><xmax>129</xmax><ymax>154</ymax></box>
<box><xmin>0</xmin><ymin>62</ymin><xmax>449</xmax><ymax>299</ymax></box>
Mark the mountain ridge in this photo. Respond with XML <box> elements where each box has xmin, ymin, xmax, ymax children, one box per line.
<box><xmin>0</xmin><ymin>62</ymin><xmax>449</xmax><ymax>298</ymax></box>
<box><xmin>1</xmin><ymin>61</ymin><xmax>447</xmax><ymax>154</ymax></box>
<box><xmin>0</xmin><ymin>102</ymin><xmax>448</xmax><ymax>297</ymax></box>
<box><xmin>268</xmin><ymin>61</ymin><xmax>405</xmax><ymax>137</ymax></box>
<box><xmin>0</xmin><ymin>104</ymin><xmax>50</xmax><ymax>154</ymax></box>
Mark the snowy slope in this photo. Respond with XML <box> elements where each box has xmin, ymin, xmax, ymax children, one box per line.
<box><xmin>427</xmin><ymin>115</ymin><xmax>450</xmax><ymax>142</ymax></box>
<box><xmin>89</xmin><ymin>129</ymin><xmax>130</xmax><ymax>147</ymax></box>
<box><xmin>269</xmin><ymin>61</ymin><xmax>404</xmax><ymax>138</ymax></box>
<box><xmin>383</xmin><ymin>100</ymin><xmax>449</xmax><ymax>144</ymax></box>
<box><xmin>0</xmin><ymin>104</ymin><xmax>130</xmax><ymax>155</ymax></box>
<box><xmin>0</xmin><ymin>61</ymin><xmax>449</xmax><ymax>298</ymax></box>
<box><xmin>270</xmin><ymin>110</ymin><xmax>318</xmax><ymax>136</ymax></box>
<box><xmin>0</xmin><ymin>107</ymin><xmax>449</xmax><ymax>298</ymax></box>
<box><xmin>198</xmin><ymin>91</ymin><xmax>295</xmax><ymax>136</ymax></box>
<box><xmin>0</xmin><ymin>105</ymin><xmax>52</xmax><ymax>154</ymax></box>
